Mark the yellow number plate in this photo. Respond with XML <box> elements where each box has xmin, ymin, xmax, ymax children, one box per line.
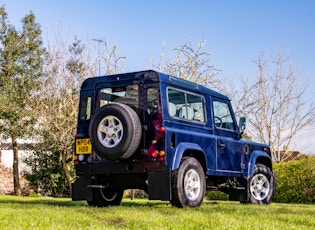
<box><xmin>76</xmin><ymin>138</ymin><xmax>92</xmax><ymax>154</ymax></box>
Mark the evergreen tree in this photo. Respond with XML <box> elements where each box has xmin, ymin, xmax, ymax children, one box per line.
<box><xmin>0</xmin><ymin>6</ymin><xmax>46</xmax><ymax>195</ymax></box>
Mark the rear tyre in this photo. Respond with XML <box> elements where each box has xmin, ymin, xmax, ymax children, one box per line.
<box><xmin>171</xmin><ymin>157</ymin><xmax>206</xmax><ymax>208</ymax></box>
<box><xmin>88</xmin><ymin>187</ymin><xmax>124</xmax><ymax>207</ymax></box>
<box><xmin>246</xmin><ymin>163</ymin><xmax>275</xmax><ymax>204</ymax></box>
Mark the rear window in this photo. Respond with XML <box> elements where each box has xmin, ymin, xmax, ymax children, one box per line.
<box><xmin>98</xmin><ymin>85</ymin><xmax>139</xmax><ymax>111</ymax></box>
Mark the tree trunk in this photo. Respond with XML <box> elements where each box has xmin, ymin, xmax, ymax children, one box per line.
<box><xmin>61</xmin><ymin>151</ymin><xmax>72</xmax><ymax>196</ymax></box>
<box><xmin>12</xmin><ymin>135</ymin><xmax>21</xmax><ymax>196</ymax></box>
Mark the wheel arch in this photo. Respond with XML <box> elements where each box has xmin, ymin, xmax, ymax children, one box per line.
<box><xmin>248</xmin><ymin>150</ymin><xmax>272</xmax><ymax>176</ymax></box>
<box><xmin>170</xmin><ymin>142</ymin><xmax>207</xmax><ymax>172</ymax></box>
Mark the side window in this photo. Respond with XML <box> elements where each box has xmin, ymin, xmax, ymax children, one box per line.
<box><xmin>147</xmin><ymin>88</ymin><xmax>159</xmax><ymax>115</ymax></box>
<box><xmin>79</xmin><ymin>95</ymin><xmax>91</xmax><ymax>121</ymax></box>
<box><xmin>168</xmin><ymin>89</ymin><xmax>185</xmax><ymax>117</ymax></box>
<box><xmin>213</xmin><ymin>101</ymin><xmax>235</xmax><ymax>130</ymax></box>
<box><xmin>187</xmin><ymin>94</ymin><xmax>205</xmax><ymax>123</ymax></box>
<box><xmin>167</xmin><ymin>88</ymin><xmax>205</xmax><ymax>122</ymax></box>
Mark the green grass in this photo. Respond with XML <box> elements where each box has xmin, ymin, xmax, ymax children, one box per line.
<box><xmin>0</xmin><ymin>196</ymin><xmax>314</xmax><ymax>229</ymax></box>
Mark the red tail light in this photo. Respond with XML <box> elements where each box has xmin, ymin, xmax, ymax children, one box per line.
<box><xmin>73</xmin><ymin>155</ymin><xmax>79</xmax><ymax>165</ymax></box>
<box><xmin>158</xmin><ymin>157</ymin><xmax>165</xmax><ymax>162</ymax></box>
<box><xmin>159</xmin><ymin>126</ymin><xmax>165</xmax><ymax>132</ymax></box>
<box><xmin>147</xmin><ymin>114</ymin><xmax>165</xmax><ymax>161</ymax></box>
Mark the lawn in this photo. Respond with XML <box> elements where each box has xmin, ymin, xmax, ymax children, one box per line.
<box><xmin>0</xmin><ymin>195</ymin><xmax>314</xmax><ymax>229</ymax></box>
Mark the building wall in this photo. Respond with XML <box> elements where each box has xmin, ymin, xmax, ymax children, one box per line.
<box><xmin>0</xmin><ymin>149</ymin><xmax>30</xmax><ymax>170</ymax></box>
<box><xmin>0</xmin><ymin>163</ymin><xmax>31</xmax><ymax>195</ymax></box>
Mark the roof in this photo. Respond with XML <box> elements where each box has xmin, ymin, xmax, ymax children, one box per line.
<box><xmin>80</xmin><ymin>70</ymin><xmax>229</xmax><ymax>100</ymax></box>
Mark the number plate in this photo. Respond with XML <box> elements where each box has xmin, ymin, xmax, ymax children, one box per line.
<box><xmin>76</xmin><ymin>138</ymin><xmax>92</xmax><ymax>154</ymax></box>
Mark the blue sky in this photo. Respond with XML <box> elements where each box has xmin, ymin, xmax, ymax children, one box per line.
<box><xmin>2</xmin><ymin>0</ymin><xmax>315</xmax><ymax>153</ymax></box>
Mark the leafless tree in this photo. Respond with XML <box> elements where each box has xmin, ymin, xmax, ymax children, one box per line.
<box><xmin>29</xmin><ymin>31</ymin><xmax>127</xmax><ymax>194</ymax></box>
<box><xmin>236</xmin><ymin>52</ymin><xmax>315</xmax><ymax>162</ymax></box>
<box><xmin>31</xmin><ymin>35</ymin><xmax>94</xmax><ymax>193</ymax></box>
<box><xmin>101</xmin><ymin>42</ymin><xmax>127</xmax><ymax>75</ymax></box>
<box><xmin>150</xmin><ymin>38</ymin><xmax>223</xmax><ymax>91</ymax></box>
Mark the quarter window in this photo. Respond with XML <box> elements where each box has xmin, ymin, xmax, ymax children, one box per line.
<box><xmin>147</xmin><ymin>88</ymin><xmax>159</xmax><ymax>115</ymax></box>
<box><xmin>79</xmin><ymin>95</ymin><xmax>91</xmax><ymax>121</ymax></box>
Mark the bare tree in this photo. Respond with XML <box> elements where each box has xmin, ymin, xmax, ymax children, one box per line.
<box><xmin>91</xmin><ymin>39</ymin><xmax>126</xmax><ymax>76</ymax></box>
<box><xmin>236</xmin><ymin>52</ymin><xmax>315</xmax><ymax>162</ymax></box>
<box><xmin>25</xmin><ymin>32</ymin><xmax>128</xmax><ymax>195</ymax></box>
<box><xmin>101</xmin><ymin>42</ymin><xmax>126</xmax><ymax>75</ymax></box>
<box><xmin>150</xmin><ymin>38</ymin><xmax>222</xmax><ymax>90</ymax></box>
<box><xmin>29</xmin><ymin>35</ymin><xmax>95</xmax><ymax>195</ymax></box>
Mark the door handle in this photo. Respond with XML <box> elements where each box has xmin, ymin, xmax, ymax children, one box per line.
<box><xmin>218</xmin><ymin>143</ymin><xmax>226</xmax><ymax>148</ymax></box>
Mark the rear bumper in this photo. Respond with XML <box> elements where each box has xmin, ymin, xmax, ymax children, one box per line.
<box><xmin>72</xmin><ymin>161</ymin><xmax>171</xmax><ymax>201</ymax></box>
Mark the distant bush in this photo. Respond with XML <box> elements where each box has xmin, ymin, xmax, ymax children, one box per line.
<box><xmin>124</xmin><ymin>189</ymin><xmax>148</xmax><ymax>199</ymax></box>
<box><xmin>205</xmin><ymin>190</ymin><xmax>228</xmax><ymax>201</ymax></box>
<box><xmin>273</xmin><ymin>156</ymin><xmax>315</xmax><ymax>203</ymax></box>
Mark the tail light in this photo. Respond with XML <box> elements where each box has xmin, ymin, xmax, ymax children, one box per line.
<box><xmin>147</xmin><ymin>116</ymin><xmax>166</xmax><ymax>162</ymax></box>
<box><xmin>159</xmin><ymin>150</ymin><xmax>165</xmax><ymax>157</ymax></box>
<box><xmin>73</xmin><ymin>155</ymin><xmax>79</xmax><ymax>165</ymax></box>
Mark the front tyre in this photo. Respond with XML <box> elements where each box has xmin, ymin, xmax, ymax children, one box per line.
<box><xmin>171</xmin><ymin>157</ymin><xmax>206</xmax><ymax>208</ymax></box>
<box><xmin>247</xmin><ymin>163</ymin><xmax>275</xmax><ymax>204</ymax></box>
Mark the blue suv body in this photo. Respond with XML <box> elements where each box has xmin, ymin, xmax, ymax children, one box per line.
<box><xmin>72</xmin><ymin>70</ymin><xmax>275</xmax><ymax>207</ymax></box>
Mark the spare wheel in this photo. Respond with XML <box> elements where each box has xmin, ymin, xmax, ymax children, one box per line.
<box><xmin>89</xmin><ymin>103</ymin><xmax>142</xmax><ymax>160</ymax></box>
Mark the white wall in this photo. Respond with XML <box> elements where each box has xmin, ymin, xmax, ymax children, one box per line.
<box><xmin>0</xmin><ymin>150</ymin><xmax>30</xmax><ymax>170</ymax></box>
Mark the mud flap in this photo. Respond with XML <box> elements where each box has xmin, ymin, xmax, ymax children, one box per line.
<box><xmin>148</xmin><ymin>167</ymin><xmax>171</xmax><ymax>200</ymax></box>
<box><xmin>229</xmin><ymin>188</ymin><xmax>248</xmax><ymax>202</ymax></box>
<box><xmin>71</xmin><ymin>175</ymin><xmax>92</xmax><ymax>201</ymax></box>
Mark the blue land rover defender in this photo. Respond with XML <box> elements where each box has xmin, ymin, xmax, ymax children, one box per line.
<box><xmin>72</xmin><ymin>70</ymin><xmax>275</xmax><ymax>207</ymax></box>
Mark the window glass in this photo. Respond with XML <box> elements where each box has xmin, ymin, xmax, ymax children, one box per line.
<box><xmin>213</xmin><ymin>101</ymin><xmax>235</xmax><ymax>130</ymax></box>
<box><xmin>187</xmin><ymin>94</ymin><xmax>205</xmax><ymax>122</ymax></box>
<box><xmin>79</xmin><ymin>95</ymin><xmax>91</xmax><ymax>121</ymax></box>
<box><xmin>99</xmin><ymin>85</ymin><xmax>139</xmax><ymax>110</ymax></box>
<box><xmin>147</xmin><ymin>88</ymin><xmax>159</xmax><ymax>114</ymax></box>
<box><xmin>167</xmin><ymin>88</ymin><xmax>205</xmax><ymax>122</ymax></box>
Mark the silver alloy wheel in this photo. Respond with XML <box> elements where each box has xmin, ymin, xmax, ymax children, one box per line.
<box><xmin>249</xmin><ymin>173</ymin><xmax>270</xmax><ymax>201</ymax></box>
<box><xmin>184</xmin><ymin>169</ymin><xmax>201</xmax><ymax>201</ymax></box>
<box><xmin>97</xmin><ymin>115</ymin><xmax>123</xmax><ymax>148</ymax></box>
<box><xmin>100</xmin><ymin>189</ymin><xmax>117</xmax><ymax>202</ymax></box>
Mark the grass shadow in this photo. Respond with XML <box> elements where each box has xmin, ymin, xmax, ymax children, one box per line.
<box><xmin>0</xmin><ymin>195</ymin><xmax>240</xmax><ymax>209</ymax></box>
<box><xmin>0</xmin><ymin>195</ymin><xmax>171</xmax><ymax>208</ymax></box>
<box><xmin>0</xmin><ymin>195</ymin><xmax>87</xmax><ymax>207</ymax></box>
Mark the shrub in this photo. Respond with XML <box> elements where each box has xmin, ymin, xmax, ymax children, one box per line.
<box><xmin>205</xmin><ymin>190</ymin><xmax>229</xmax><ymax>201</ymax></box>
<box><xmin>22</xmin><ymin>146</ymin><xmax>72</xmax><ymax>198</ymax></box>
<box><xmin>124</xmin><ymin>189</ymin><xmax>148</xmax><ymax>199</ymax></box>
<box><xmin>273</xmin><ymin>156</ymin><xmax>315</xmax><ymax>203</ymax></box>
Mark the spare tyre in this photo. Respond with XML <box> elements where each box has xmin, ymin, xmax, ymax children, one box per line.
<box><xmin>89</xmin><ymin>103</ymin><xmax>142</xmax><ymax>160</ymax></box>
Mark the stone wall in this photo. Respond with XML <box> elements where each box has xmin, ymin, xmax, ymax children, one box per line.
<box><xmin>0</xmin><ymin>163</ymin><xmax>31</xmax><ymax>195</ymax></box>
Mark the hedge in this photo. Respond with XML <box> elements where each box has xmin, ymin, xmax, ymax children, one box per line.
<box><xmin>205</xmin><ymin>156</ymin><xmax>315</xmax><ymax>204</ymax></box>
<box><xmin>273</xmin><ymin>156</ymin><xmax>315</xmax><ymax>203</ymax></box>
